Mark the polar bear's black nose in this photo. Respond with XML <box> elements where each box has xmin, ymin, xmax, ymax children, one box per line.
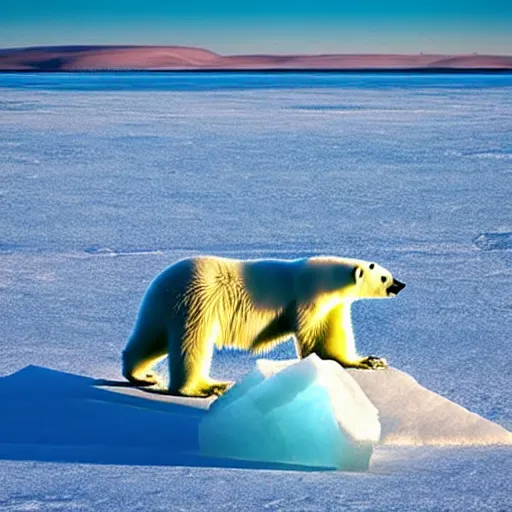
<box><xmin>394</xmin><ymin>279</ymin><xmax>405</xmax><ymax>290</ymax></box>
<box><xmin>387</xmin><ymin>279</ymin><xmax>406</xmax><ymax>295</ymax></box>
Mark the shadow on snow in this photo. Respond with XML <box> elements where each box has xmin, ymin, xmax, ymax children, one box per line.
<box><xmin>0</xmin><ymin>365</ymin><xmax>328</xmax><ymax>472</ymax></box>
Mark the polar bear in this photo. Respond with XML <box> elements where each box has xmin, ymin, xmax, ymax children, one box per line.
<box><xmin>122</xmin><ymin>256</ymin><xmax>405</xmax><ymax>397</ymax></box>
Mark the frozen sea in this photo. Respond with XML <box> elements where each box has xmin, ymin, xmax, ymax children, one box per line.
<box><xmin>0</xmin><ymin>72</ymin><xmax>511</xmax><ymax>511</ymax></box>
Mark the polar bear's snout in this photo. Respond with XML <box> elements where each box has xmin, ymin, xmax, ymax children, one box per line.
<box><xmin>386</xmin><ymin>279</ymin><xmax>406</xmax><ymax>297</ymax></box>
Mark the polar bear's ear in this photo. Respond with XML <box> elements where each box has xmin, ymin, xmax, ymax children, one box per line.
<box><xmin>354</xmin><ymin>266</ymin><xmax>364</xmax><ymax>281</ymax></box>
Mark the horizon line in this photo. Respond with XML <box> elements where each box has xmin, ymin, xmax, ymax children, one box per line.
<box><xmin>1</xmin><ymin>44</ymin><xmax>511</xmax><ymax>58</ymax></box>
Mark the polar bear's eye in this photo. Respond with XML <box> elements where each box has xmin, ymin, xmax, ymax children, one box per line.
<box><xmin>381</xmin><ymin>276</ymin><xmax>387</xmax><ymax>283</ymax></box>
<box><xmin>369</xmin><ymin>263</ymin><xmax>375</xmax><ymax>270</ymax></box>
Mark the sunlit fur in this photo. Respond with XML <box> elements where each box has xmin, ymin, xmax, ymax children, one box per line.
<box><xmin>122</xmin><ymin>255</ymin><xmax>399</xmax><ymax>397</ymax></box>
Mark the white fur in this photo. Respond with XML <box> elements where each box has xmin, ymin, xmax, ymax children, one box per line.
<box><xmin>122</xmin><ymin>256</ymin><xmax>398</xmax><ymax>397</ymax></box>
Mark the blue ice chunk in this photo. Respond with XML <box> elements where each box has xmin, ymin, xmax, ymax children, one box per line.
<box><xmin>199</xmin><ymin>355</ymin><xmax>380</xmax><ymax>471</ymax></box>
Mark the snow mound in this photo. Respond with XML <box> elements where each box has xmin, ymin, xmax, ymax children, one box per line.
<box><xmin>348</xmin><ymin>367</ymin><xmax>512</xmax><ymax>446</ymax></box>
<box><xmin>199</xmin><ymin>354</ymin><xmax>381</xmax><ymax>471</ymax></box>
<box><xmin>200</xmin><ymin>357</ymin><xmax>511</xmax><ymax>469</ymax></box>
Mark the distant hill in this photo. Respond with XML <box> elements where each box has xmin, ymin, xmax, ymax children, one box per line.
<box><xmin>1</xmin><ymin>45</ymin><xmax>511</xmax><ymax>71</ymax></box>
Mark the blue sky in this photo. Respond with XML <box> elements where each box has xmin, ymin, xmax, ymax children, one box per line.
<box><xmin>1</xmin><ymin>1</ymin><xmax>511</xmax><ymax>54</ymax></box>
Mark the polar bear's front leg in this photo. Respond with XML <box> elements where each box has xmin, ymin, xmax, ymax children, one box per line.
<box><xmin>302</xmin><ymin>303</ymin><xmax>388</xmax><ymax>370</ymax></box>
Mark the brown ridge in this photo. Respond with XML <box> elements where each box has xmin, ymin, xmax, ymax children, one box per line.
<box><xmin>0</xmin><ymin>45</ymin><xmax>511</xmax><ymax>71</ymax></box>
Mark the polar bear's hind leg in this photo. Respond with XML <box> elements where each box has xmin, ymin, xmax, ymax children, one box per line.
<box><xmin>168</xmin><ymin>318</ymin><xmax>233</xmax><ymax>397</ymax></box>
<box><xmin>122</xmin><ymin>330</ymin><xmax>168</xmax><ymax>386</ymax></box>
<box><xmin>179</xmin><ymin>380</ymin><xmax>233</xmax><ymax>398</ymax></box>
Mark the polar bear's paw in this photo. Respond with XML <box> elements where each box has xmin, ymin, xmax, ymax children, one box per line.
<box><xmin>178</xmin><ymin>380</ymin><xmax>234</xmax><ymax>398</ymax></box>
<box><xmin>357</xmin><ymin>356</ymin><xmax>388</xmax><ymax>370</ymax></box>
<box><xmin>198</xmin><ymin>380</ymin><xmax>234</xmax><ymax>397</ymax></box>
<box><xmin>208</xmin><ymin>381</ymin><xmax>234</xmax><ymax>397</ymax></box>
<box><xmin>125</xmin><ymin>371</ymin><xmax>163</xmax><ymax>387</ymax></box>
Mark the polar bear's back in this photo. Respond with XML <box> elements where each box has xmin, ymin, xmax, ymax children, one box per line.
<box><xmin>142</xmin><ymin>256</ymin><xmax>241</xmax><ymax>314</ymax></box>
<box><xmin>133</xmin><ymin>256</ymin><xmax>300</xmax><ymax>351</ymax></box>
<box><xmin>151</xmin><ymin>255</ymin><xmax>299</xmax><ymax>306</ymax></box>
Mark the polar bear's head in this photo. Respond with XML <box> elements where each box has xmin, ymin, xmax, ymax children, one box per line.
<box><xmin>353</xmin><ymin>261</ymin><xmax>405</xmax><ymax>299</ymax></box>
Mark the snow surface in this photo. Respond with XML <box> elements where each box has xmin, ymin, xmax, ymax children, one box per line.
<box><xmin>200</xmin><ymin>355</ymin><xmax>380</xmax><ymax>471</ymax></box>
<box><xmin>0</xmin><ymin>72</ymin><xmax>511</xmax><ymax>510</ymax></box>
